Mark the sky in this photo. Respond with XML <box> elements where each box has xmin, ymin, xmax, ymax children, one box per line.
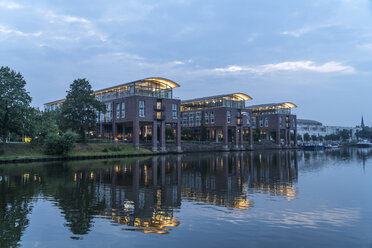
<box><xmin>0</xmin><ymin>0</ymin><xmax>371</xmax><ymax>126</ymax></box>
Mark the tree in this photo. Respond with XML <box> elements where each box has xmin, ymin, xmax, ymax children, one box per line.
<box><xmin>338</xmin><ymin>129</ymin><xmax>350</xmax><ymax>141</ymax></box>
<box><xmin>59</xmin><ymin>79</ymin><xmax>105</xmax><ymax>142</ymax></box>
<box><xmin>0</xmin><ymin>67</ymin><xmax>32</xmax><ymax>143</ymax></box>
<box><xmin>303</xmin><ymin>133</ymin><xmax>310</xmax><ymax>142</ymax></box>
<box><xmin>311</xmin><ymin>134</ymin><xmax>318</xmax><ymax>141</ymax></box>
<box><xmin>253</xmin><ymin>127</ymin><xmax>261</xmax><ymax>142</ymax></box>
<box><xmin>297</xmin><ymin>134</ymin><xmax>302</xmax><ymax>141</ymax></box>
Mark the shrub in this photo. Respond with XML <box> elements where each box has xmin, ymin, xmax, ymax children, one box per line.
<box><xmin>44</xmin><ymin>130</ymin><xmax>77</xmax><ymax>155</ymax></box>
<box><xmin>102</xmin><ymin>148</ymin><xmax>109</xmax><ymax>153</ymax></box>
<box><xmin>108</xmin><ymin>145</ymin><xmax>122</xmax><ymax>152</ymax></box>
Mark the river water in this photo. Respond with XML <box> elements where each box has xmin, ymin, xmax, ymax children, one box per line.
<box><xmin>0</xmin><ymin>148</ymin><xmax>371</xmax><ymax>248</ymax></box>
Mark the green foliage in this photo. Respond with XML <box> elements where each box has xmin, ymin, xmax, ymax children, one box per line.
<box><xmin>181</xmin><ymin>128</ymin><xmax>194</xmax><ymax>140</ymax></box>
<box><xmin>253</xmin><ymin>127</ymin><xmax>261</xmax><ymax>142</ymax></box>
<box><xmin>311</xmin><ymin>134</ymin><xmax>318</xmax><ymax>141</ymax></box>
<box><xmin>358</xmin><ymin>127</ymin><xmax>372</xmax><ymax>140</ymax></box>
<box><xmin>102</xmin><ymin>148</ymin><xmax>109</xmax><ymax>153</ymax></box>
<box><xmin>44</xmin><ymin>130</ymin><xmax>77</xmax><ymax>155</ymax></box>
<box><xmin>297</xmin><ymin>134</ymin><xmax>303</xmax><ymax>141</ymax></box>
<box><xmin>303</xmin><ymin>133</ymin><xmax>311</xmax><ymax>142</ymax></box>
<box><xmin>0</xmin><ymin>66</ymin><xmax>32</xmax><ymax>143</ymax></box>
<box><xmin>59</xmin><ymin>78</ymin><xmax>105</xmax><ymax>142</ymax></box>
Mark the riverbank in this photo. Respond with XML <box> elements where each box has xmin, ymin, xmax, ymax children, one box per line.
<box><xmin>0</xmin><ymin>143</ymin><xmax>153</xmax><ymax>164</ymax></box>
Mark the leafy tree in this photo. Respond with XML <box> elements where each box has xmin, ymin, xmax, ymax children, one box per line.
<box><xmin>181</xmin><ymin>128</ymin><xmax>194</xmax><ymax>140</ymax></box>
<box><xmin>297</xmin><ymin>134</ymin><xmax>302</xmax><ymax>141</ymax></box>
<box><xmin>303</xmin><ymin>133</ymin><xmax>310</xmax><ymax>142</ymax></box>
<box><xmin>44</xmin><ymin>130</ymin><xmax>77</xmax><ymax>155</ymax></box>
<box><xmin>59</xmin><ymin>79</ymin><xmax>105</xmax><ymax>142</ymax></box>
<box><xmin>253</xmin><ymin>127</ymin><xmax>261</xmax><ymax>142</ymax></box>
<box><xmin>338</xmin><ymin>129</ymin><xmax>350</xmax><ymax>141</ymax></box>
<box><xmin>311</xmin><ymin>134</ymin><xmax>318</xmax><ymax>141</ymax></box>
<box><xmin>165</xmin><ymin>127</ymin><xmax>175</xmax><ymax>140</ymax></box>
<box><xmin>0</xmin><ymin>67</ymin><xmax>32</xmax><ymax>143</ymax></box>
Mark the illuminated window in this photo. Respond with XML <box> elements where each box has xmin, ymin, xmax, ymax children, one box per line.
<box><xmin>121</xmin><ymin>102</ymin><xmax>125</xmax><ymax>118</ymax></box>
<box><xmin>157</xmin><ymin>112</ymin><xmax>162</xmax><ymax>119</ymax></box>
<box><xmin>157</xmin><ymin>101</ymin><xmax>162</xmax><ymax>110</ymax></box>
<box><xmin>139</xmin><ymin>101</ymin><xmax>145</xmax><ymax>117</ymax></box>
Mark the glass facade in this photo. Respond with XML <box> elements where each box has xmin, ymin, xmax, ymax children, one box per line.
<box><xmin>182</xmin><ymin>95</ymin><xmax>246</xmax><ymax>111</ymax></box>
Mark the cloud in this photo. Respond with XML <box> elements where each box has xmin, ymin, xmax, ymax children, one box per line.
<box><xmin>0</xmin><ymin>0</ymin><xmax>22</xmax><ymax>9</ymax></box>
<box><xmin>281</xmin><ymin>27</ymin><xmax>313</xmax><ymax>37</ymax></box>
<box><xmin>214</xmin><ymin>61</ymin><xmax>356</xmax><ymax>74</ymax></box>
<box><xmin>0</xmin><ymin>24</ymin><xmax>42</xmax><ymax>37</ymax></box>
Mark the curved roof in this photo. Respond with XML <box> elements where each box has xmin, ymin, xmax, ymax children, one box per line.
<box><xmin>247</xmin><ymin>102</ymin><xmax>297</xmax><ymax>110</ymax></box>
<box><xmin>182</xmin><ymin>93</ymin><xmax>252</xmax><ymax>104</ymax></box>
<box><xmin>142</xmin><ymin>77</ymin><xmax>180</xmax><ymax>88</ymax></box>
<box><xmin>297</xmin><ymin>119</ymin><xmax>322</xmax><ymax>126</ymax></box>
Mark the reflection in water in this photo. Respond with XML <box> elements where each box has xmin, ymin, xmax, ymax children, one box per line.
<box><xmin>0</xmin><ymin>150</ymin><xmax>300</xmax><ymax>242</ymax></box>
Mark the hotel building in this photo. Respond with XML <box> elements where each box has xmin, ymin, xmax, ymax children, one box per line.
<box><xmin>246</xmin><ymin>102</ymin><xmax>297</xmax><ymax>148</ymax></box>
<box><xmin>180</xmin><ymin>93</ymin><xmax>253</xmax><ymax>150</ymax></box>
<box><xmin>44</xmin><ymin>77</ymin><xmax>182</xmax><ymax>152</ymax></box>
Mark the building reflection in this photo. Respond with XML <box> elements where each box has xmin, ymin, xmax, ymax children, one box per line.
<box><xmin>0</xmin><ymin>151</ymin><xmax>298</xmax><ymax>241</ymax></box>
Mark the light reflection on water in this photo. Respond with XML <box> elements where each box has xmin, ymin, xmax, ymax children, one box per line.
<box><xmin>0</xmin><ymin>148</ymin><xmax>371</xmax><ymax>247</ymax></box>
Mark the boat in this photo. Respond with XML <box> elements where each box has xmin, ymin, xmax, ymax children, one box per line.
<box><xmin>324</xmin><ymin>144</ymin><xmax>339</xmax><ymax>149</ymax></box>
<box><xmin>357</xmin><ymin>139</ymin><xmax>372</xmax><ymax>148</ymax></box>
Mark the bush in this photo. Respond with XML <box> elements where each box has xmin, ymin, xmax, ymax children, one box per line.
<box><xmin>44</xmin><ymin>130</ymin><xmax>77</xmax><ymax>155</ymax></box>
<box><xmin>108</xmin><ymin>145</ymin><xmax>122</xmax><ymax>152</ymax></box>
<box><xmin>102</xmin><ymin>148</ymin><xmax>109</xmax><ymax>153</ymax></box>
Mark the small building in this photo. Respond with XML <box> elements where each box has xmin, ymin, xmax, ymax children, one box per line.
<box><xmin>297</xmin><ymin>119</ymin><xmax>361</xmax><ymax>141</ymax></box>
<box><xmin>45</xmin><ymin>77</ymin><xmax>182</xmax><ymax>152</ymax></box>
<box><xmin>247</xmin><ymin>102</ymin><xmax>297</xmax><ymax>147</ymax></box>
<box><xmin>180</xmin><ymin>93</ymin><xmax>253</xmax><ymax>150</ymax></box>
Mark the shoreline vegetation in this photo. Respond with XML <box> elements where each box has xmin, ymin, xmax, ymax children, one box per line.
<box><xmin>0</xmin><ymin>143</ymin><xmax>153</xmax><ymax>163</ymax></box>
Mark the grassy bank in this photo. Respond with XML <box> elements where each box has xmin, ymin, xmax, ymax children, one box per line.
<box><xmin>0</xmin><ymin>142</ymin><xmax>152</xmax><ymax>160</ymax></box>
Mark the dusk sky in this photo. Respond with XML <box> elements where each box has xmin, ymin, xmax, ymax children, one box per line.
<box><xmin>0</xmin><ymin>0</ymin><xmax>370</xmax><ymax>126</ymax></box>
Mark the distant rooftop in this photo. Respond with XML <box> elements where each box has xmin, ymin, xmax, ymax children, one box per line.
<box><xmin>297</xmin><ymin>119</ymin><xmax>322</xmax><ymax>126</ymax></box>
<box><xmin>247</xmin><ymin>102</ymin><xmax>297</xmax><ymax>110</ymax></box>
<box><xmin>181</xmin><ymin>93</ymin><xmax>252</xmax><ymax>111</ymax></box>
<box><xmin>182</xmin><ymin>93</ymin><xmax>252</xmax><ymax>104</ymax></box>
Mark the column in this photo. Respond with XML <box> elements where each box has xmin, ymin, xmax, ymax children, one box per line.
<box><xmin>276</xmin><ymin>126</ymin><xmax>281</xmax><ymax>146</ymax></box>
<box><xmin>284</xmin><ymin>129</ymin><xmax>288</xmax><ymax>147</ymax></box>
<box><xmin>176</xmin><ymin>121</ymin><xmax>182</xmax><ymax>152</ymax></box>
<box><xmin>99</xmin><ymin>123</ymin><xmax>103</xmax><ymax>138</ymax></box>
<box><xmin>160</xmin><ymin>121</ymin><xmax>166</xmax><ymax>152</ymax></box>
<box><xmin>152</xmin><ymin>121</ymin><xmax>158</xmax><ymax>152</ymax></box>
<box><xmin>240</xmin><ymin>126</ymin><xmax>244</xmax><ymax>149</ymax></box>
<box><xmin>223</xmin><ymin>126</ymin><xmax>229</xmax><ymax>150</ymax></box>
<box><xmin>161</xmin><ymin>156</ymin><xmax>166</xmax><ymax>186</ymax></box>
<box><xmin>294</xmin><ymin>128</ymin><xmax>298</xmax><ymax>146</ymax></box>
<box><xmin>215</xmin><ymin>129</ymin><xmax>219</xmax><ymax>142</ymax></box>
<box><xmin>249</xmin><ymin>125</ymin><xmax>253</xmax><ymax>150</ymax></box>
<box><xmin>234</xmin><ymin>127</ymin><xmax>239</xmax><ymax>149</ymax></box>
<box><xmin>133</xmin><ymin>120</ymin><xmax>140</xmax><ymax>149</ymax></box>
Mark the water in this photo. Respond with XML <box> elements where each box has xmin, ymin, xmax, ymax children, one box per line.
<box><xmin>0</xmin><ymin>149</ymin><xmax>371</xmax><ymax>248</ymax></box>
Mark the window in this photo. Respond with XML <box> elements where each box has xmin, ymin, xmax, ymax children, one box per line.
<box><xmin>279</xmin><ymin>116</ymin><xmax>283</xmax><ymax>126</ymax></box>
<box><xmin>227</xmin><ymin>110</ymin><xmax>231</xmax><ymax>123</ymax></box>
<box><xmin>259</xmin><ymin>119</ymin><xmax>263</xmax><ymax>127</ymax></box>
<box><xmin>121</xmin><ymin>102</ymin><xmax>125</xmax><ymax>118</ymax></box>
<box><xmin>139</xmin><ymin>101</ymin><xmax>145</xmax><ymax>117</ymax></box>
<box><xmin>157</xmin><ymin>101</ymin><xmax>162</xmax><ymax>110</ymax></box>
<box><xmin>189</xmin><ymin>113</ymin><xmax>194</xmax><ymax>127</ymax></box>
<box><xmin>172</xmin><ymin>104</ymin><xmax>178</xmax><ymax>119</ymax></box>
<box><xmin>293</xmin><ymin>119</ymin><xmax>296</xmax><ymax>128</ymax></box>
<box><xmin>105</xmin><ymin>103</ymin><xmax>112</xmax><ymax>122</ymax></box>
<box><xmin>205</xmin><ymin>112</ymin><xmax>209</xmax><ymax>124</ymax></box>
<box><xmin>182</xmin><ymin>114</ymin><xmax>188</xmax><ymax>127</ymax></box>
<box><xmin>265</xmin><ymin>117</ymin><xmax>268</xmax><ymax>127</ymax></box>
<box><xmin>210</xmin><ymin>112</ymin><xmax>215</xmax><ymax>124</ymax></box>
<box><xmin>156</xmin><ymin>112</ymin><xmax>162</xmax><ymax>119</ymax></box>
<box><xmin>116</xmin><ymin>103</ymin><xmax>120</xmax><ymax>119</ymax></box>
<box><xmin>252</xmin><ymin>117</ymin><xmax>256</xmax><ymax>127</ymax></box>
<box><xmin>246</xmin><ymin>113</ymin><xmax>250</xmax><ymax>125</ymax></box>
<box><xmin>196</xmin><ymin>112</ymin><xmax>201</xmax><ymax>126</ymax></box>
